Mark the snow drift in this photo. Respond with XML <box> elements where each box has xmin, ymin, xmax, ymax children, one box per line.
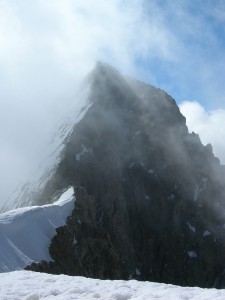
<box><xmin>0</xmin><ymin>187</ymin><xmax>74</xmax><ymax>272</ymax></box>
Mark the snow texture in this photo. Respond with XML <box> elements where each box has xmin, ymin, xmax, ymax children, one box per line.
<box><xmin>1</xmin><ymin>270</ymin><xmax>225</xmax><ymax>300</ymax></box>
<box><xmin>0</xmin><ymin>187</ymin><xmax>75</xmax><ymax>272</ymax></box>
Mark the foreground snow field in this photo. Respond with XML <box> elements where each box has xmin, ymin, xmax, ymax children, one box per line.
<box><xmin>0</xmin><ymin>187</ymin><xmax>75</xmax><ymax>272</ymax></box>
<box><xmin>1</xmin><ymin>271</ymin><xmax>225</xmax><ymax>300</ymax></box>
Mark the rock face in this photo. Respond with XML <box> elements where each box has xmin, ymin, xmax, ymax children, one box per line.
<box><xmin>26</xmin><ymin>63</ymin><xmax>225</xmax><ymax>288</ymax></box>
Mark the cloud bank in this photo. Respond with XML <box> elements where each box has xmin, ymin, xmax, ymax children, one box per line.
<box><xmin>180</xmin><ymin>101</ymin><xmax>225</xmax><ymax>164</ymax></box>
<box><xmin>0</xmin><ymin>0</ymin><xmax>225</xmax><ymax>207</ymax></box>
<box><xmin>1</xmin><ymin>0</ymin><xmax>173</xmax><ymax>206</ymax></box>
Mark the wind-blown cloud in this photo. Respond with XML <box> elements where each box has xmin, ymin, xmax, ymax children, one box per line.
<box><xmin>0</xmin><ymin>0</ymin><xmax>177</xmax><ymax>206</ymax></box>
<box><xmin>180</xmin><ymin>101</ymin><xmax>225</xmax><ymax>164</ymax></box>
<box><xmin>0</xmin><ymin>0</ymin><xmax>225</xmax><ymax>208</ymax></box>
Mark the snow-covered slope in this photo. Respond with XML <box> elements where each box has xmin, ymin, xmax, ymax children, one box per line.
<box><xmin>1</xmin><ymin>271</ymin><xmax>225</xmax><ymax>300</ymax></box>
<box><xmin>0</xmin><ymin>187</ymin><xmax>75</xmax><ymax>272</ymax></box>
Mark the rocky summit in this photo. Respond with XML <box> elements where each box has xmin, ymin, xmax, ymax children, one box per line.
<box><xmin>26</xmin><ymin>63</ymin><xmax>225</xmax><ymax>288</ymax></box>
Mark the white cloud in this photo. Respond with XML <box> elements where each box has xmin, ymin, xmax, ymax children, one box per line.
<box><xmin>179</xmin><ymin>101</ymin><xmax>225</xmax><ymax>164</ymax></box>
<box><xmin>0</xmin><ymin>0</ymin><xmax>225</xmax><ymax>208</ymax></box>
<box><xmin>0</xmin><ymin>0</ymin><xmax>178</xmax><ymax>207</ymax></box>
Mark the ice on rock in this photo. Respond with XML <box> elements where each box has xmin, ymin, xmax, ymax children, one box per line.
<box><xmin>167</xmin><ymin>194</ymin><xmax>175</xmax><ymax>200</ymax></box>
<box><xmin>188</xmin><ymin>251</ymin><xmax>197</xmax><ymax>258</ymax></box>
<box><xmin>187</xmin><ymin>222</ymin><xmax>196</xmax><ymax>233</ymax></box>
<box><xmin>203</xmin><ymin>230</ymin><xmax>211</xmax><ymax>237</ymax></box>
<box><xmin>148</xmin><ymin>169</ymin><xmax>155</xmax><ymax>175</ymax></box>
<box><xmin>76</xmin><ymin>144</ymin><xmax>92</xmax><ymax>161</ymax></box>
<box><xmin>193</xmin><ymin>177</ymin><xmax>208</xmax><ymax>201</ymax></box>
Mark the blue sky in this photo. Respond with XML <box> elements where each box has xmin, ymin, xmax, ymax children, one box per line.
<box><xmin>1</xmin><ymin>0</ymin><xmax>224</xmax><ymax>108</ymax></box>
<box><xmin>119</xmin><ymin>0</ymin><xmax>225</xmax><ymax>110</ymax></box>
<box><xmin>0</xmin><ymin>0</ymin><xmax>225</xmax><ymax>207</ymax></box>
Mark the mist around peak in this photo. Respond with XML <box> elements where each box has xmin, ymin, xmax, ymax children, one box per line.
<box><xmin>20</xmin><ymin>65</ymin><xmax>225</xmax><ymax>288</ymax></box>
<box><xmin>1</xmin><ymin>1</ymin><xmax>225</xmax><ymax>210</ymax></box>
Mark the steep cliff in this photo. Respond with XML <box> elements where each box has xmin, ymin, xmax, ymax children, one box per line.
<box><xmin>26</xmin><ymin>63</ymin><xmax>225</xmax><ymax>288</ymax></box>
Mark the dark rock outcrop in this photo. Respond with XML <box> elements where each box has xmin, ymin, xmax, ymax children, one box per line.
<box><xmin>26</xmin><ymin>63</ymin><xmax>225</xmax><ymax>288</ymax></box>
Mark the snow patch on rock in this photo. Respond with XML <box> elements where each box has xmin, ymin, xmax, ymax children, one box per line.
<box><xmin>76</xmin><ymin>144</ymin><xmax>92</xmax><ymax>161</ymax></box>
<box><xmin>188</xmin><ymin>251</ymin><xmax>198</xmax><ymax>258</ymax></box>
<box><xmin>187</xmin><ymin>222</ymin><xmax>196</xmax><ymax>233</ymax></box>
<box><xmin>203</xmin><ymin>230</ymin><xmax>211</xmax><ymax>237</ymax></box>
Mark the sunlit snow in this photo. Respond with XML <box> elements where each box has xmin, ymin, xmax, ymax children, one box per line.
<box><xmin>0</xmin><ymin>187</ymin><xmax>75</xmax><ymax>272</ymax></box>
<box><xmin>1</xmin><ymin>271</ymin><xmax>225</xmax><ymax>300</ymax></box>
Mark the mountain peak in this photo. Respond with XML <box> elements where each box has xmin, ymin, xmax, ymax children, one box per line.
<box><xmin>23</xmin><ymin>65</ymin><xmax>225</xmax><ymax>288</ymax></box>
<box><xmin>3</xmin><ymin>64</ymin><xmax>225</xmax><ymax>288</ymax></box>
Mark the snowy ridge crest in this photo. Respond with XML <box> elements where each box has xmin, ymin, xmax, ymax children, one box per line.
<box><xmin>0</xmin><ymin>187</ymin><xmax>75</xmax><ymax>272</ymax></box>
